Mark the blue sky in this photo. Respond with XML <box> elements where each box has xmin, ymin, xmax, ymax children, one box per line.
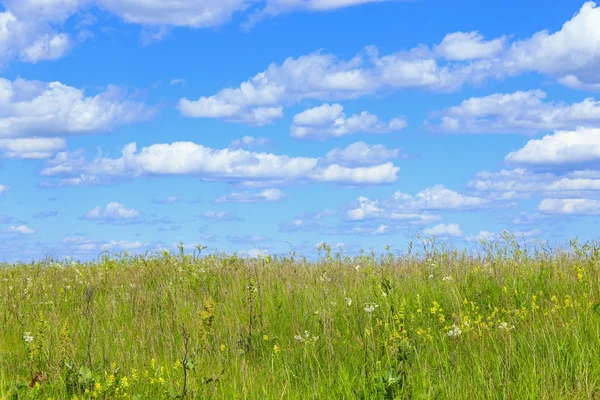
<box><xmin>0</xmin><ymin>0</ymin><xmax>599</xmax><ymax>261</ymax></box>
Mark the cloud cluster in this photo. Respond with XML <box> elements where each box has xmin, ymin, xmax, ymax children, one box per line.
<box><xmin>428</xmin><ymin>91</ymin><xmax>600</xmax><ymax>134</ymax></box>
<box><xmin>83</xmin><ymin>202</ymin><xmax>140</xmax><ymax>221</ymax></box>
<box><xmin>345</xmin><ymin>185</ymin><xmax>490</xmax><ymax>225</ymax></box>
<box><xmin>182</xmin><ymin>3</ymin><xmax>600</xmax><ymax>125</ymax></box>
<box><xmin>41</xmin><ymin>141</ymin><xmax>401</xmax><ymax>186</ymax></box>
<box><xmin>291</xmin><ymin>103</ymin><xmax>406</xmax><ymax>139</ymax></box>
<box><xmin>1</xmin><ymin>0</ymin><xmax>399</xmax><ymax>66</ymax></box>
<box><xmin>0</xmin><ymin>78</ymin><xmax>153</xmax><ymax>139</ymax></box>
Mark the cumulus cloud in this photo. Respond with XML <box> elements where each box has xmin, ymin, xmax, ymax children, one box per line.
<box><xmin>428</xmin><ymin>91</ymin><xmax>600</xmax><ymax>134</ymax></box>
<box><xmin>468</xmin><ymin>168</ymin><xmax>600</xmax><ymax>198</ymax></box>
<box><xmin>345</xmin><ymin>185</ymin><xmax>489</xmax><ymax>224</ymax></box>
<box><xmin>0</xmin><ymin>185</ymin><xmax>8</xmax><ymax>195</ymax></box>
<box><xmin>0</xmin><ymin>7</ymin><xmax>74</xmax><ymax>65</ymax></box>
<box><xmin>311</xmin><ymin>162</ymin><xmax>399</xmax><ymax>185</ymax></box>
<box><xmin>6</xmin><ymin>225</ymin><xmax>36</xmax><ymax>235</ymax></box>
<box><xmin>325</xmin><ymin>142</ymin><xmax>401</xmax><ymax>166</ymax></box>
<box><xmin>0</xmin><ymin>78</ymin><xmax>153</xmax><ymax>139</ymax></box>
<box><xmin>538</xmin><ymin>198</ymin><xmax>600</xmax><ymax>215</ymax></box>
<box><xmin>391</xmin><ymin>184</ymin><xmax>491</xmax><ymax>210</ymax></box>
<box><xmin>82</xmin><ymin>202</ymin><xmax>140</xmax><ymax>221</ymax></box>
<box><xmin>0</xmin><ymin>0</ymin><xmax>401</xmax><ymax>66</ymax></box>
<box><xmin>423</xmin><ymin>223</ymin><xmax>463</xmax><ymax>237</ymax></box>
<box><xmin>291</xmin><ymin>103</ymin><xmax>407</xmax><ymax>139</ymax></box>
<box><xmin>0</xmin><ymin>137</ymin><xmax>65</xmax><ymax>159</ymax></box>
<box><xmin>183</xmin><ymin>3</ymin><xmax>600</xmax><ymax>126</ymax></box>
<box><xmin>505</xmin><ymin>128</ymin><xmax>600</xmax><ymax>168</ymax></box>
<box><xmin>215</xmin><ymin>188</ymin><xmax>285</xmax><ymax>203</ymax></box>
<box><xmin>434</xmin><ymin>31</ymin><xmax>505</xmax><ymax>61</ymax></box>
<box><xmin>41</xmin><ymin>141</ymin><xmax>400</xmax><ymax>186</ymax></box>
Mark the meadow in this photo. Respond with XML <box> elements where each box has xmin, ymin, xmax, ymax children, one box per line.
<box><xmin>1</xmin><ymin>234</ymin><xmax>600</xmax><ymax>399</ymax></box>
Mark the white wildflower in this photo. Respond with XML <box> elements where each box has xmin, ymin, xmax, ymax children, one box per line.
<box><xmin>355</xmin><ymin>264</ymin><xmax>360</xmax><ymax>271</ymax></box>
<box><xmin>447</xmin><ymin>324</ymin><xmax>462</xmax><ymax>338</ymax></box>
<box><xmin>442</xmin><ymin>276</ymin><xmax>452</xmax><ymax>281</ymax></box>
<box><xmin>428</xmin><ymin>274</ymin><xmax>434</xmax><ymax>279</ymax></box>
<box><xmin>295</xmin><ymin>330</ymin><xmax>319</xmax><ymax>343</ymax></box>
<box><xmin>364</xmin><ymin>303</ymin><xmax>379</xmax><ymax>314</ymax></box>
<box><xmin>23</xmin><ymin>332</ymin><xmax>34</xmax><ymax>343</ymax></box>
<box><xmin>345</xmin><ymin>297</ymin><xmax>352</xmax><ymax>307</ymax></box>
<box><xmin>499</xmin><ymin>322</ymin><xmax>515</xmax><ymax>331</ymax></box>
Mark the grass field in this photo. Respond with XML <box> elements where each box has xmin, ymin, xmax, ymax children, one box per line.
<box><xmin>1</xmin><ymin>234</ymin><xmax>600</xmax><ymax>399</ymax></box>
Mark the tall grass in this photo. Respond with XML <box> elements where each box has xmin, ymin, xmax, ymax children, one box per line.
<box><xmin>1</xmin><ymin>234</ymin><xmax>600</xmax><ymax>399</ymax></box>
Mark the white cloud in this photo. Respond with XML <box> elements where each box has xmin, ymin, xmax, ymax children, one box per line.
<box><xmin>83</xmin><ymin>202</ymin><xmax>140</xmax><ymax>221</ymax></box>
<box><xmin>19</xmin><ymin>32</ymin><xmax>72</xmax><ymax>62</ymax></box>
<box><xmin>347</xmin><ymin>197</ymin><xmax>383</xmax><ymax>220</ymax></box>
<box><xmin>429</xmin><ymin>91</ymin><xmax>600</xmax><ymax>134</ymax></box>
<box><xmin>424</xmin><ymin>223</ymin><xmax>463</xmax><ymax>237</ymax></box>
<box><xmin>0</xmin><ymin>137</ymin><xmax>65</xmax><ymax>159</ymax></box>
<box><xmin>215</xmin><ymin>188</ymin><xmax>285</xmax><ymax>203</ymax></box>
<box><xmin>183</xmin><ymin>3</ymin><xmax>600</xmax><ymax>126</ymax></box>
<box><xmin>169</xmin><ymin>78</ymin><xmax>185</xmax><ymax>85</ymax></box>
<box><xmin>7</xmin><ymin>225</ymin><xmax>35</xmax><ymax>234</ymax></box>
<box><xmin>325</xmin><ymin>142</ymin><xmax>400</xmax><ymax>166</ymax></box>
<box><xmin>500</xmin><ymin>2</ymin><xmax>600</xmax><ymax>88</ymax></box>
<box><xmin>538</xmin><ymin>198</ymin><xmax>600</xmax><ymax>215</ymax></box>
<box><xmin>345</xmin><ymin>185</ymin><xmax>489</xmax><ymax>222</ymax></box>
<box><xmin>468</xmin><ymin>168</ymin><xmax>600</xmax><ymax>198</ymax></box>
<box><xmin>311</xmin><ymin>162</ymin><xmax>399</xmax><ymax>185</ymax></box>
<box><xmin>41</xmin><ymin>141</ymin><xmax>400</xmax><ymax>186</ymax></box>
<box><xmin>291</xmin><ymin>103</ymin><xmax>407</xmax><ymax>139</ymax></box>
<box><xmin>0</xmin><ymin>185</ymin><xmax>8</xmax><ymax>195</ymax></box>
<box><xmin>434</xmin><ymin>31</ymin><xmax>505</xmax><ymax>61</ymax></box>
<box><xmin>0</xmin><ymin>8</ymin><xmax>74</xmax><ymax>64</ymax></box>
<box><xmin>0</xmin><ymin>78</ymin><xmax>153</xmax><ymax>139</ymax></box>
<box><xmin>505</xmin><ymin>128</ymin><xmax>600</xmax><ymax>168</ymax></box>
<box><xmin>392</xmin><ymin>184</ymin><xmax>490</xmax><ymax>210</ymax></box>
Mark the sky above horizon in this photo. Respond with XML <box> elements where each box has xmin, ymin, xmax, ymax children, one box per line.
<box><xmin>1</xmin><ymin>0</ymin><xmax>599</xmax><ymax>261</ymax></box>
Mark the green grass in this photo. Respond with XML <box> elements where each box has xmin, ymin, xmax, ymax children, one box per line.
<box><xmin>1</xmin><ymin>235</ymin><xmax>600</xmax><ymax>399</ymax></box>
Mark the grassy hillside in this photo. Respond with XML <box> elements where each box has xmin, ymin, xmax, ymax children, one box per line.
<box><xmin>1</xmin><ymin>235</ymin><xmax>600</xmax><ymax>399</ymax></box>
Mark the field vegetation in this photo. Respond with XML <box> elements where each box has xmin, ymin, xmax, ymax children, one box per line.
<box><xmin>1</xmin><ymin>234</ymin><xmax>600</xmax><ymax>399</ymax></box>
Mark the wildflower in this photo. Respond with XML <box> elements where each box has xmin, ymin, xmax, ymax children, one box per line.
<box><xmin>447</xmin><ymin>324</ymin><xmax>462</xmax><ymax>338</ymax></box>
<box><xmin>220</xmin><ymin>344</ymin><xmax>226</xmax><ymax>352</ymax></box>
<box><xmin>499</xmin><ymin>322</ymin><xmax>515</xmax><ymax>331</ymax></box>
<box><xmin>355</xmin><ymin>264</ymin><xmax>360</xmax><ymax>271</ymax></box>
<box><xmin>294</xmin><ymin>330</ymin><xmax>319</xmax><ymax>343</ymax></box>
<box><xmin>442</xmin><ymin>276</ymin><xmax>452</xmax><ymax>281</ymax></box>
<box><xmin>364</xmin><ymin>303</ymin><xmax>379</xmax><ymax>314</ymax></box>
<box><xmin>94</xmin><ymin>382</ymin><xmax>101</xmax><ymax>391</ymax></box>
<box><xmin>428</xmin><ymin>274</ymin><xmax>434</xmax><ymax>279</ymax></box>
<box><xmin>23</xmin><ymin>332</ymin><xmax>34</xmax><ymax>343</ymax></box>
<box><xmin>119</xmin><ymin>376</ymin><xmax>129</xmax><ymax>388</ymax></box>
<box><xmin>263</xmin><ymin>335</ymin><xmax>269</xmax><ymax>341</ymax></box>
<box><xmin>273</xmin><ymin>344</ymin><xmax>280</xmax><ymax>354</ymax></box>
